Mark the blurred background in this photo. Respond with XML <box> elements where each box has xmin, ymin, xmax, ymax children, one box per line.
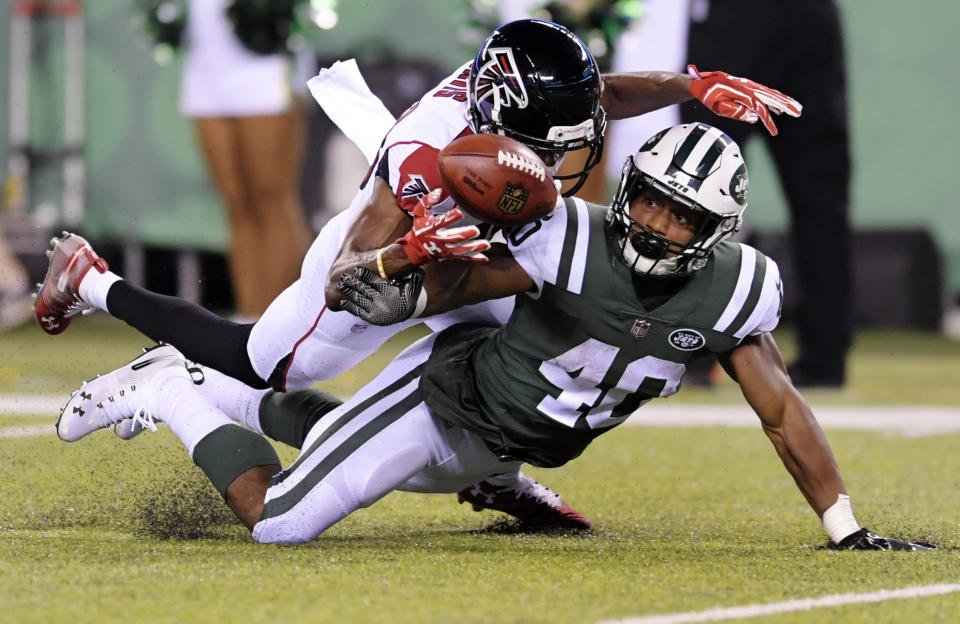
<box><xmin>1</xmin><ymin>0</ymin><xmax>957</xmax><ymax>341</ymax></box>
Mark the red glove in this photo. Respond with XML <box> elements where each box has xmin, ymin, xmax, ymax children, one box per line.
<box><xmin>396</xmin><ymin>189</ymin><xmax>490</xmax><ymax>265</ymax></box>
<box><xmin>687</xmin><ymin>64</ymin><xmax>802</xmax><ymax>136</ymax></box>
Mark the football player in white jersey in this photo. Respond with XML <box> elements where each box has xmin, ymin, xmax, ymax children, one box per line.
<box><xmin>55</xmin><ymin>123</ymin><xmax>930</xmax><ymax>549</ymax></box>
<box><xmin>38</xmin><ymin>20</ymin><xmax>802</xmax><ymax>529</ymax></box>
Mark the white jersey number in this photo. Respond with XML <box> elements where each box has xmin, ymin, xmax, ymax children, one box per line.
<box><xmin>536</xmin><ymin>339</ymin><xmax>685</xmax><ymax>429</ymax></box>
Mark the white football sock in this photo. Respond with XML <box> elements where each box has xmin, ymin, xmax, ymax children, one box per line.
<box><xmin>153</xmin><ymin>373</ymin><xmax>235</xmax><ymax>458</ymax></box>
<box><xmin>77</xmin><ymin>268</ymin><xmax>121</xmax><ymax>311</ymax></box>
<box><xmin>193</xmin><ymin>367</ymin><xmax>270</xmax><ymax>434</ymax></box>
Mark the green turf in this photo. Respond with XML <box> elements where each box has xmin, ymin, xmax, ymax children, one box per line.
<box><xmin>680</xmin><ymin>329</ymin><xmax>960</xmax><ymax>406</ymax></box>
<box><xmin>2</xmin><ymin>318</ymin><xmax>960</xmax><ymax>623</ymax></box>
<box><xmin>1</xmin><ymin>427</ymin><xmax>959</xmax><ymax>623</ymax></box>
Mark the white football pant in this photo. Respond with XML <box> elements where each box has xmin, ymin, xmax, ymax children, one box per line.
<box><xmin>252</xmin><ymin>333</ymin><xmax>515</xmax><ymax>543</ymax></box>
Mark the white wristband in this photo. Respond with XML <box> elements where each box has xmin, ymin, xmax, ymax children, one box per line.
<box><xmin>822</xmin><ymin>494</ymin><xmax>860</xmax><ymax>544</ymax></box>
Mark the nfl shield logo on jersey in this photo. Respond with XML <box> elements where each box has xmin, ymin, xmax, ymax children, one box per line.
<box><xmin>631</xmin><ymin>319</ymin><xmax>651</xmax><ymax>338</ymax></box>
<box><xmin>497</xmin><ymin>183</ymin><xmax>529</xmax><ymax>215</ymax></box>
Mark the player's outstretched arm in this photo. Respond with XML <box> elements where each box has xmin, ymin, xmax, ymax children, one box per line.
<box><xmin>601</xmin><ymin>67</ymin><xmax>801</xmax><ymax>136</ymax></box>
<box><xmin>600</xmin><ymin>71</ymin><xmax>695</xmax><ymax>120</ymax></box>
<box><xmin>325</xmin><ymin>184</ymin><xmax>492</xmax><ymax>311</ymax></box>
<box><xmin>720</xmin><ymin>332</ymin><xmax>845</xmax><ymax>516</ymax></box>
<box><xmin>719</xmin><ymin>333</ymin><xmax>933</xmax><ymax>550</ymax></box>
<box><xmin>324</xmin><ymin>177</ymin><xmax>417</xmax><ymax>309</ymax></box>
<box><xmin>337</xmin><ymin>244</ymin><xmax>533</xmax><ymax>326</ymax></box>
<box><xmin>416</xmin><ymin>243</ymin><xmax>533</xmax><ymax>314</ymax></box>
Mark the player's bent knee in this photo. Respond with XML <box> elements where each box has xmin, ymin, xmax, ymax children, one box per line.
<box><xmin>226</xmin><ymin>464</ymin><xmax>281</xmax><ymax>531</ymax></box>
<box><xmin>252</xmin><ymin>480</ymin><xmax>350</xmax><ymax>543</ymax></box>
<box><xmin>251</xmin><ymin>444</ymin><xmax>431</xmax><ymax>543</ymax></box>
<box><xmin>355</xmin><ymin>444</ymin><xmax>431</xmax><ymax>508</ymax></box>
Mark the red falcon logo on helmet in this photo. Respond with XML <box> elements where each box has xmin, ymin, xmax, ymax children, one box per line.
<box><xmin>474</xmin><ymin>47</ymin><xmax>529</xmax><ymax>110</ymax></box>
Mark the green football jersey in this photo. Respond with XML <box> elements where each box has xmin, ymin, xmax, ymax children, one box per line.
<box><xmin>421</xmin><ymin>197</ymin><xmax>782</xmax><ymax>468</ymax></box>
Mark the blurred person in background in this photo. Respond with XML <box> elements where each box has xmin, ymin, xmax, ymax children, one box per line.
<box><xmin>0</xmin><ymin>225</ymin><xmax>32</xmax><ymax>330</ymax></box>
<box><xmin>681</xmin><ymin>0</ymin><xmax>852</xmax><ymax>388</ymax></box>
<box><xmin>602</xmin><ymin>0</ymin><xmax>688</xmax><ymax>191</ymax></box>
<box><xmin>147</xmin><ymin>0</ymin><xmax>314</xmax><ymax>320</ymax></box>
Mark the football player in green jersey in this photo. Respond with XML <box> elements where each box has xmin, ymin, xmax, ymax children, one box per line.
<box><xmin>57</xmin><ymin>124</ymin><xmax>929</xmax><ymax>548</ymax></box>
<box><xmin>330</xmin><ymin>122</ymin><xmax>929</xmax><ymax>550</ymax></box>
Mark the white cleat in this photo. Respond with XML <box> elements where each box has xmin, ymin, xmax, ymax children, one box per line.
<box><xmin>113</xmin><ymin>412</ymin><xmax>148</xmax><ymax>440</ymax></box>
<box><xmin>56</xmin><ymin>344</ymin><xmax>189</xmax><ymax>442</ymax></box>
<box><xmin>114</xmin><ymin>356</ymin><xmax>204</xmax><ymax>440</ymax></box>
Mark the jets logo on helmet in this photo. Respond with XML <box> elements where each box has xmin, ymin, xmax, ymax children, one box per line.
<box><xmin>729</xmin><ymin>163</ymin><xmax>749</xmax><ymax>205</ymax></box>
<box><xmin>473</xmin><ymin>47</ymin><xmax>529</xmax><ymax>112</ymax></box>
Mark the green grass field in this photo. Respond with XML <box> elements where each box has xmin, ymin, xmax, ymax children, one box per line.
<box><xmin>2</xmin><ymin>318</ymin><xmax>960</xmax><ymax>623</ymax></box>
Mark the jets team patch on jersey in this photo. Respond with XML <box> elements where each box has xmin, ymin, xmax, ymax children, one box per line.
<box><xmin>668</xmin><ymin>329</ymin><xmax>705</xmax><ymax>351</ymax></box>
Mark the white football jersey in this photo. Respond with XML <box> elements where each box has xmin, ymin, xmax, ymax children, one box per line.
<box><xmin>366</xmin><ymin>63</ymin><xmax>477</xmax><ymax>220</ymax></box>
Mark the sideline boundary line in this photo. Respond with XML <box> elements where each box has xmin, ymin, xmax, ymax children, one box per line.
<box><xmin>0</xmin><ymin>394</ymin><xmax>63</xmax><ymax>415</ymax></box>
<box><xmin>0</xmin><ymin>425</ymin><xmax>52</xmax><ymax>438</ymax></box>
<box><xmin>623</xmin><ymin>405</ymin><xmax>960</xmax><ymax>437</ymax></box>
<box><xmin>2</xmin><ymin>395</ymin><xmax>960</xmax><ymax>438</ymax></box>
<box><xmin>596</xmin><ymin>583</ymin><xmax>960</xmax><ymax>624</ymax></box>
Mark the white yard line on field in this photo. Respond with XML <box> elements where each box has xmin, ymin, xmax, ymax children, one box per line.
<box><xmin>0</xmin><ymin>394</ymin><xmax>63</xmax><ymax>416</ymax></box>
<box><xmin>2</xmin><ymin>394</ymin><xmax>960</xmax><ymax>439</ymax></box>
<box><xmin>596</xmin><ymin>583</ymin><xmax>960</xmax><ymax>624</ymax></box>
<box><xmin>0</xmin><ymin>425</ymin><xmax>53</xmax><ymax>438</ymax></box>
<box><xmin>623</xmin><ymin>404</ymin><xmax>960</xmax><ymax>437</ymax></box>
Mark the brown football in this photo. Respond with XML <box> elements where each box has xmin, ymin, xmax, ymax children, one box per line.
<box><xmin>437</xmin><ymin>134</ymin><xmax>558</xmax><ymax>227</ymax></box>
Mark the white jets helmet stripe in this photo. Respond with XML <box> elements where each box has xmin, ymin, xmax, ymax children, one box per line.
<box><xmin>661</xmin><ymin>123</ymin><xmax>734</xmax><ymax>192</ymax></box>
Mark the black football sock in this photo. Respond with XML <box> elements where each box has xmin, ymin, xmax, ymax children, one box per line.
<box><xmin>258</xmin><ymin>389</ymin><xmax>344</xmax><ymax>450</ymax></box>
<box><xmin>106</xmin><ymin>280</ymin><xmax>270</xmax><ymax>389</ymax></box>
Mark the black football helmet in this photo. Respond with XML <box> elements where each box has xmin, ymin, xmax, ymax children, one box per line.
<box><xmin>467</xmin><ymin>19</ymin><xmax>607</xmax><ymax>197</ymax></box>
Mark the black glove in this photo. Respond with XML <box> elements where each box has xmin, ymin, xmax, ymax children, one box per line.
<box><xmin>831</xmin><ymin>528</ymin><xmax>935</xmax><ymax>551</ymax></box>
<box><xmin>337</xmin><ymin>267</ymin><xmax>424</xmax><ymax>326</ymax></box>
